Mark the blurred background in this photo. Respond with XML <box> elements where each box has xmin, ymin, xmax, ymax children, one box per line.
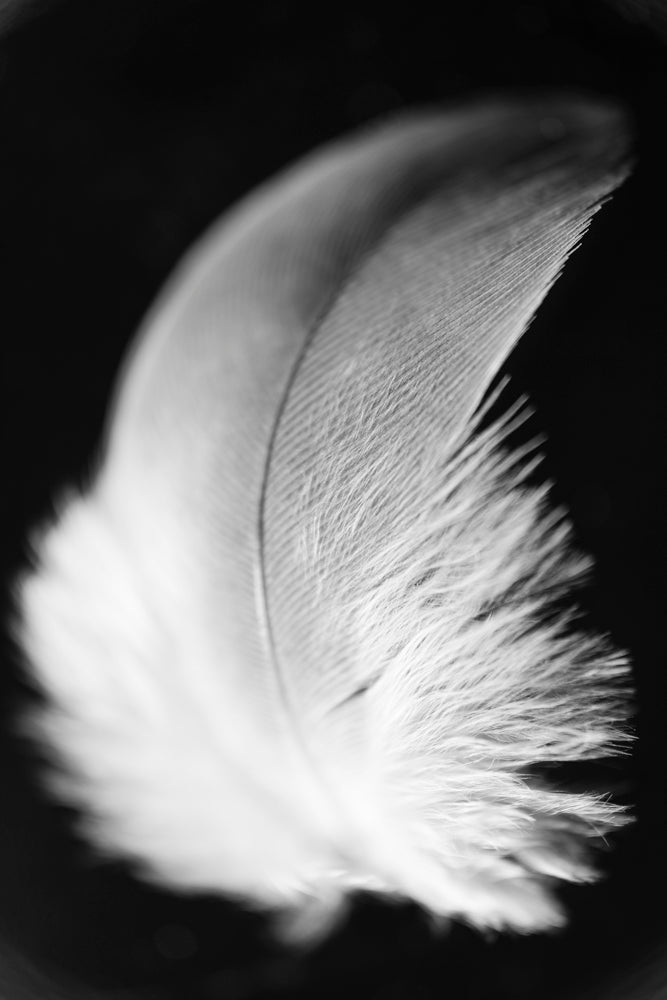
<box><xmin>0</xmin><ymin>1</ymin><xmax>666</xmax><ymax>997</ymax></box>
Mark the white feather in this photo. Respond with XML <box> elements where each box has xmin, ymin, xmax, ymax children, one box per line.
<box><xmin>15</xmin><ymin>95</ymin><xmax>633</xmax><ymax>938</ymax></box>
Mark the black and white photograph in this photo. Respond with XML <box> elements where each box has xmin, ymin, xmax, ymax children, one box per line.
<box><xmin>0</xmin><ymin>1</ymin><xmax>666</xmax><ymax>998</ymax></box>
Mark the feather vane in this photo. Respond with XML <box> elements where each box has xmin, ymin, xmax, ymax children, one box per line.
<box><xmin>17</xmin><ymin>94</ymin><xmax>633</xmax><ymax>936</ymax></box>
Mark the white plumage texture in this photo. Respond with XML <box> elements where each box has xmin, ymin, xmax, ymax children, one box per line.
<box><xmin>17</xmin><ymin>95</ymin><xmax>632</xmax><ymax>937</ymax></box>
<box><xmin>305</xmin><ymin>396</ymin><xmax>629</xmax><ymax>930</ymax></box>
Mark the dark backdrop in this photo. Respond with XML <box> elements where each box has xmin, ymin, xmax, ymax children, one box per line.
<box><xmin>0</xmin><ymin>1</ymin><xmax>666</xmax><ymax>998</ymax></box>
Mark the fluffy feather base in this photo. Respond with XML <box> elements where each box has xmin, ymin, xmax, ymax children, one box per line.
<box><xmin>16</xmin><ymin>393</ymin><xmax>632</xmax><ymax>937</ymax></box>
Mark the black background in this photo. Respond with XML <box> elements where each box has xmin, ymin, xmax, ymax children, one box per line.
<box><xmin>0</xmin><ymin>1</ymin><xmax>666</xmax><ymax>998</ymax></box>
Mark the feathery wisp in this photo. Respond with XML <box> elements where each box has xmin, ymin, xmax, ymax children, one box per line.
<box><xmin>16</xmin><ymin>94</ymin><xmax>633</xmax><ymax>936</ymax></box>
